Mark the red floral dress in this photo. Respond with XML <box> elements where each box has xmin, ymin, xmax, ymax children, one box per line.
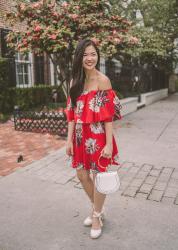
<box><xmin>64</xmin><ymin>89</ymin><xmax>122</xmax><ymax>173</ymax></box>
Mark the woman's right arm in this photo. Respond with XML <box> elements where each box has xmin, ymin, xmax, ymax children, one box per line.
<box><xmin>66</xmin><ymin>79</ymin><xmax>74</xmax><ymax>156</ymax></box>
<box><xmin>66</xmin><ymin>121</ymin><xmax>75</xmax><ymax>156</ymax></box>
<box><xmin>67</xmin><ymin>121</ymin><xmax>75</xmax><ymax>142</ymax></box>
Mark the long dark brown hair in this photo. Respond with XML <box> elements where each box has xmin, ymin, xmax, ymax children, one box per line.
<box><xmin>69</xmin><ymin>39</ymin><xmax>100</xmax><ymax>107</ymax></box>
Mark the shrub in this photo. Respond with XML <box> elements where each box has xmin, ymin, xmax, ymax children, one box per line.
<box><xmin>0</xmin><ymin>113</ymin><xmax>11</xmax><ymax>123</ymax></box>
<box><xmin>0</xmin><ymin>85</ymin><xmax>66</xmax><ymax>113</ymax></box>
<box><xmin>0</xmin><ymin>58</ymin><xmax>10</xmax><ymax>113</ymax></box>
<box><xmin>0</xmin><ymin>58</ymin><xmax>11</xmax><ymax>88</ymax></box>
<box><xmin>176</xmin><ymin>79</ymin><xmax>178</xmax><ymax>92</ymax></box>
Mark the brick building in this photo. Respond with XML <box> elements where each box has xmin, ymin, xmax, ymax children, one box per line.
<box><xmin>0</xmin><ymin>0</ymin><xmax>60</xmax><ymax>88</ymax></box>
<box><xmin>0</xmin><ymin>1</ymin><xmax>116</xmax><ymax>92</ymax></box>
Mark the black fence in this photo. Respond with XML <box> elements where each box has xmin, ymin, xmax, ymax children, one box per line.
<box><xmin>106</xmin><ymin>60</ymin><xmax>169</xmax><ymax>98</ymax></box>
<box><xmin>0</xmin><ymin>47</ymin><xmax>169</xmax><ymax>96</ymax></box>
<box><xmin>13</xmin><ymin>109</ymin><xmax>68</xmax><ymax>137</ymax></box>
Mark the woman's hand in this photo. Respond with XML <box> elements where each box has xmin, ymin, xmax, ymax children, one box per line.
<box><xmin>66</xmin><ymin>140</ymin><xmax>74</xmax><ymax>156</ymax></box>
<box><xmin>101</xmin><ymin>143</ymin><xmax>113</xmax><ymax>158</ymax></box>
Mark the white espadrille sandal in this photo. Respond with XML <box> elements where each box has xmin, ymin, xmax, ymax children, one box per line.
<box><xmin>83</xmin><ymin>215</ymin><xmax>93</xmax><ymax>227</ymax></box>
<box><xmin>90</xmin><ymin>210</ymin><xmax>103</xmax><ymax>239</ymax></box>
<box><xmin>83</xmin><ymin>205</ymin><xmax>105</xmax><ymax>227</ymax></box>
<box><xmin>83</xmin><ymin>203</ymin><xmax>94</xmax><ymax>227</ymax></box>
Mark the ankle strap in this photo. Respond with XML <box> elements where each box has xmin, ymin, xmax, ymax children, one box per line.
<box><xmin>93</xmin><ymin>211</ymin><xmax>102</xmax><ymax>218</ymax></box>
<box><xmin>93</xmin><ymin>210</ymin><xmax>103</xmax><ymax>227</ymax></box>
<box><xmin>92</xmin><ymin>205</ymin><xmax>105</xmax><ymax>213</ymax></box>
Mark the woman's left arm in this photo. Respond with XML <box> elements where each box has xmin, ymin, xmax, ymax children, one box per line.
<box><xmin>102</xmin><ymin>121</ymin><xmax>113</xmax><ymax>157</ymax></box>
<box><xmin>105</xmin><ymin>121</ymin><xmax>113</xmax><ymax>145</ymax></box>
<box><xmin>98</xmin><ymin>76</ymin><xmax>113</xmax><ymax>157</ymax></box>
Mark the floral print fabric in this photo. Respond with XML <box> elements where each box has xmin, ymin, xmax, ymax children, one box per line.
<box><xmin>65</xmin><ymin>89</ymin><xmax>122</xmax><ymax>123</ymax></box>
<box><xmin>64</xmin><ymin>89</ymin><xmax>122</xmax><ymax>172</ymax></box>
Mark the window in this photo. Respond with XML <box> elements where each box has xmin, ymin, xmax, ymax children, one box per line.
<box><xmin>0</xmin><ymin>28</ymin><xmax>14</xmax><ymax>58</ymax></box>
<box><xmin>15</xmin><ymin>53</ymin><xmax>33</xmax><ymax>87</ymax></box>
<box><xmin>34</xmin><ymin>55</ymin><xmax>44</xmax><ymax>84</ymax></box>
<box><xmin>100</xmin><ymin>57</ymin><xmax>106</xmax><ymax>74</ymax></box>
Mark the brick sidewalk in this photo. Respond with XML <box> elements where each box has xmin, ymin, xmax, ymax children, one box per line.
<box><xmin>0</xmin><ymin>119</ymin><xmax>66</xmax><ymax>176</ymax></box>
<box><xmin>118</xmin><ymin>162</ymin><xmax>178</xmax><ymax>205</ymax></box>
<box><xmin>70</xmin><ymin>161</ymin><xmax>178</xmax><ymax>205</ymax></box>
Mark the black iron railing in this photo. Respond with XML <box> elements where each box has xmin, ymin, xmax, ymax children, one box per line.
<box><xmin>13</xmin><ymin>109</ymin><xmax>67</xmax><ymax>137</ymax></box>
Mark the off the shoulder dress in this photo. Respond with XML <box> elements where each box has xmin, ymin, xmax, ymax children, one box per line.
<box><xmin>64</xmin><ymin>89</ymin><xmax>122</xmax><ymax>173</ymax></box>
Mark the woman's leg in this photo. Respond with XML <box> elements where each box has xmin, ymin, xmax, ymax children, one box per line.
<box><xmin>92</xmin><ymin>172</ymin><xmax>106</xmax><ymax>229</ymax></box>
<box><xmin>76</xmin><ymin>168</ymin><xmax>94</xmax><ymax>203</ymax></box>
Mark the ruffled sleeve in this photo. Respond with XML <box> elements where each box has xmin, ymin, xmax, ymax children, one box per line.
<box><xmin>92</xmin><ymin>89</ymin><xmax>122</xmax><ymax>122</ymax></box>
<box><xmin>64</xmin><ymin>96</ymin><xmax>74</xmax><ymax>122</ymax></box>
<box><xmin>75</xmin><ymin>89</ymin><xmax>122</xmax><ymax>123</ymax></box>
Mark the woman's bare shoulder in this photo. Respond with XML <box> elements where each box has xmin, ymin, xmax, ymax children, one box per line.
<box><xmin>98</xmin><ymin>73</ymin><xmax>112</xmax><ymax>90</ymax></box>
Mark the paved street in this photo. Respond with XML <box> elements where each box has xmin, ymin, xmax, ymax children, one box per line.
<box><xmin>0</xmin><ymin>93</ymin><xmax>178</xmax><ymax>250</ymax></box>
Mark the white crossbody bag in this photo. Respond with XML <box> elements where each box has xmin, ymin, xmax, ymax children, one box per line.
<box><xmin>95</xmin><ymin>155</ymin><xmax>120</xmax><ymax>195</ymax></box>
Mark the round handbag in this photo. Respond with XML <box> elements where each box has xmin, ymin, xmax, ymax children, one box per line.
<box><xmin>95</xmin><ymin>155</ymin><xmax>120</xmax><ymax>194</ymax></box>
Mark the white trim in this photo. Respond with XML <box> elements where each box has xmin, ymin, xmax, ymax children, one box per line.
<box><xmin>56</xmin><ymin>65</ymin><xmax>61</xmax><ymax>85</ymax></box>
<box><xmin>140</xmin><ymin>88</ymin><xmax>168</xmax><ymax>106</ymax></box>
<box><xmin>15</xmin><ymin>52</ymin><xmax>33</xmax><ymax>88</ymax></box>
<box><xmin>29</xmin><ymin>52</ymin><xmax>34</xmax><ymax>86</ymax></box>
<box><xmin>112</xmin><ymin>58</ymin><xmax>122</xmax><ymax>74</ymax></box>
<box><xmin>49</xmin><ymin>55</ymin><xmax>55</xmax><ymax>86</ymax></box>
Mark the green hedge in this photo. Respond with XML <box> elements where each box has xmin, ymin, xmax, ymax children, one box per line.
<box><xmin>0</xmin><ymin>85</ymin><xmax>66</xmax><ymax>114</ymax></box>
<box><xmin>176</xmin><ymin>80</ymin><xmax>178</xmax><ymax>92</ymax></box>
<box><xmin>0</xmin><ymin>58</ymin><xmax>10</xmax><ymax>114</ymax></box>
<box><xmin>0</xmin><ymin>58</ymin><xmax>11</xmax><ymax>88</ymax></box>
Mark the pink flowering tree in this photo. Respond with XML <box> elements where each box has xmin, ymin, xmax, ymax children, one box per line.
<box><xmin>6</xmin><ymin>0</ymin><xmax>138</xmax><ymax>95</ymax></box>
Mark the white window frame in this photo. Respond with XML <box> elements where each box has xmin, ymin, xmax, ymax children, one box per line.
<box><xmin>49</xmin><ymin>54</ymin><xmax>55</xmax><ymax>86</ymax></box>
<box><xmin>15</xmin><ymin>52</ymin><xmax>33</xmax><ymax>88</ymax></box>
<box><xmin>112</xmin><ymin>58</ymin><xmax>122</xmax><ymax>74</ymax></box>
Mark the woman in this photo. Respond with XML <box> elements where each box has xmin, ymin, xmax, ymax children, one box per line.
<box><xmin>65</xmin><ymin>39</ymin><xmax>122</xmax><ymax>239</ymax></box>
